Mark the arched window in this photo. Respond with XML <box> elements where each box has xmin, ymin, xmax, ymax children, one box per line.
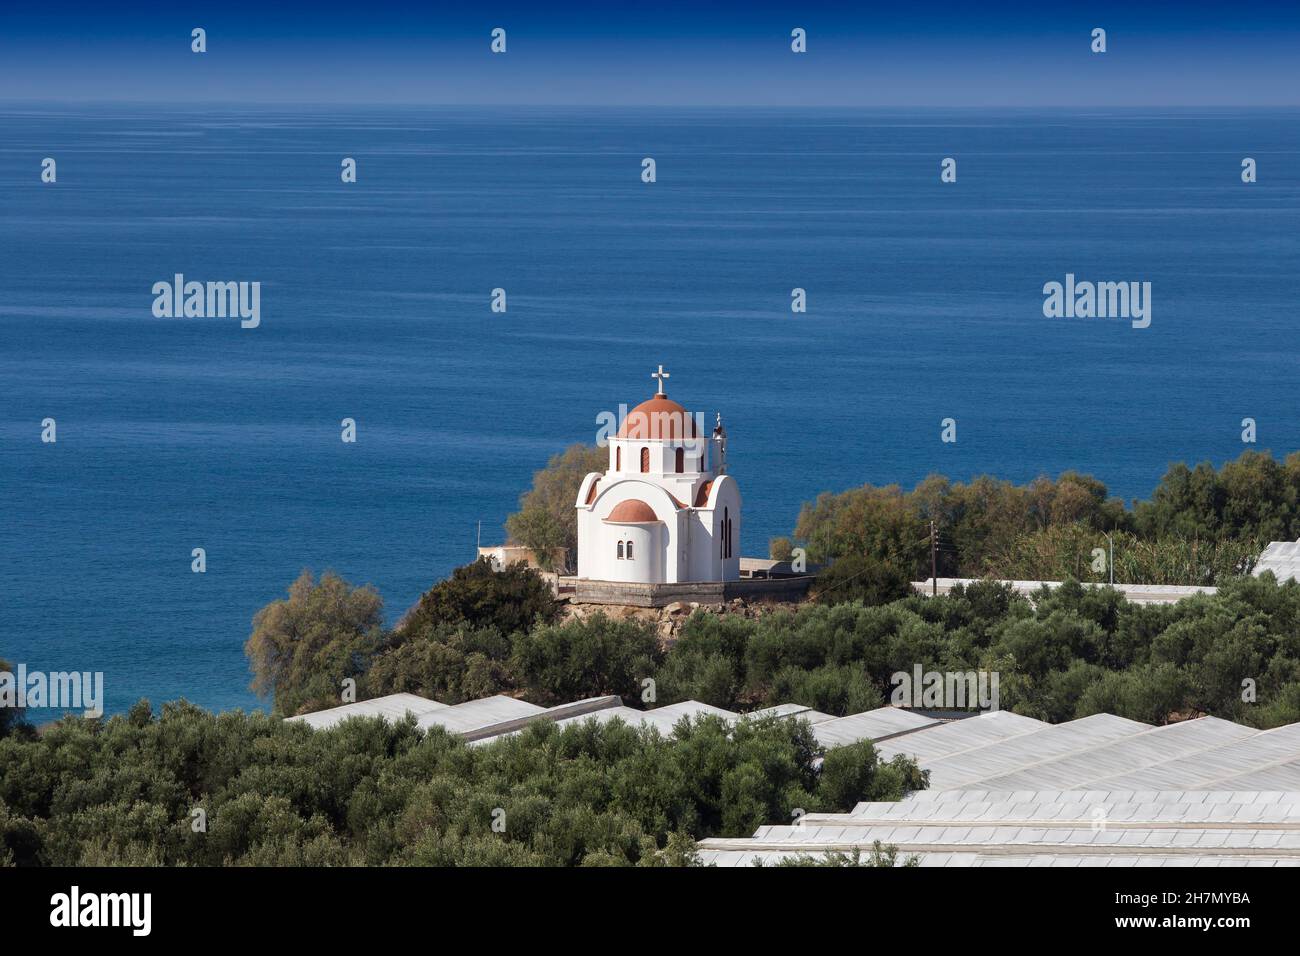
<box><xmin>722</xmin><ymin>508</ymin><xmax>732</xmax><ymax>559</ymax></box>
<box><xmin>626</xmin><ymin>540</ymin><xmax>634</xmax><ymax>560</ymax></box>
<box><xmin>640</xmin><ymin>447</ymin><xmax>650</xmax><ymax>473</ymax></box>
<box><xmin>616</xmin><ymin>446</ymin><xmax>622</xmax><ymax>471</ymax></box>
<box><xmin>617</xmin><ymin>541</ymin><xmax>624</xmax><ymax>559</ymax></box>
<box><xmin>698</xmin><ymin>453</ymin><xmax>705</xmax><ymax>472</ymax></box>
<box><xmin>675</xmin><ymin>448</ymin><xmax>684</xmax><ymax>473</ymax></box>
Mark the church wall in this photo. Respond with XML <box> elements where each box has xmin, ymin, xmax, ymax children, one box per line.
<box><xmin>575</xmin><ymin>473</ymin><xmax>601</xmax><ymax>580</ymax></box>
<box><xmin>687</xmin><ymin>510</ymin><xmax>718</xmax><ymax>581</ymax></box>
<box><xmin>577</xmin><ymin>505</ymin><xmax>594</xmax><ymax>578</ymax></box>
<box><xmin>712</xmin><ymin>476</ymin><xmax>742</xmax><ymax>582</ymax></box>
<box><xmin>580</xmin><ymin>479</ymin><xmax>682</xmax><ymax>583</ymax></box>
<box><xmin>685</xmin><ymin>476</ymin><xmax>741</xmax><ymax>582</ymax></box>
<box><xmin>598</xmin><ymin>522</ymin><xmax>662</xmax><ymax>583</ymax></box>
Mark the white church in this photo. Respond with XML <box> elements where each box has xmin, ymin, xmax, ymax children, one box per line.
<box><xmin>576</xmin><ymin>366</ymin><xmax>741</xmax><ymax>584</ymax></box>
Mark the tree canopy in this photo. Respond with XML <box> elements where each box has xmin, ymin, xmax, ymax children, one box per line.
<box><xmin>788</xmin><ymin>450</ymin><xmax>1297</xmax><ymax>586</ymax></box>
<box><xmin>505</xmin><ymin>443</ymin><xmax>608</xmax><ymax>571</ymax></box>
<box><xmin>244</xmin><ymin>570</ymin><xmax>385</xmax><ymax>717</ymax></box>
<box><xmin>396</xmin><ymin>557</ymin><xmax>557</xmax><ymax>639</ymax></box>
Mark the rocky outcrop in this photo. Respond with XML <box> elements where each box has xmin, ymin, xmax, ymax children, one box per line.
<box><xmin>556</xmin><ymin>595</ymin><xmax>793</xmax><ymax>646</ymax></box>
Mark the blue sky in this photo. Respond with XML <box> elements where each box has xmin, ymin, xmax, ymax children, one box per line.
<box><xmin>2</xmin><ymin>1</ymin><xmax>1298</xmax><ymax>105</ymax></box>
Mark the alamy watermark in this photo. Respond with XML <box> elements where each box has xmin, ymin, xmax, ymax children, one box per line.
<box><xmin>152</xmin><ymin>274</ymin><xmax>261</xmax><ymax>328</ymax></box>
<box><xmin>594</xmin><ymin>404</ymin><xmax>709</xmax><ymax>455</ymax></box>
<box><xmin>890</xmin><ymin>665</ymin><xmax>999</xmax><ymax>711</ymax></box>
<box><xmin>1042</xmin><ymin>273</ymin><xmax>1151</xmax><ymax>329</ymax></box>
<box><xmin>0</xmin><ymin>664</ymin><xmax>104</xmax><ymax>718</ymax></box>
<box><xmin>50</xmin><ymin>886</ymin><xmax>150</xmax><ymax>936</ymax></box>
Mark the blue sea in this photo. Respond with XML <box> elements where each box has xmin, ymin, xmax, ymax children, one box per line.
<box><xmin>3</xmin><ymin>105</ymin><xmax>1299</xmax><ymax>716</ymax></box>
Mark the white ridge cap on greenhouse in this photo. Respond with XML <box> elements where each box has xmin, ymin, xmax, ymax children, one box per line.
<box><xmin>285</xmin><ymin>692</ymin><xmax>448</xmax><ymax>729</ymax></box>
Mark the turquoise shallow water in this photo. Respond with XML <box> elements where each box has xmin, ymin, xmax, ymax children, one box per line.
<box><xmin>2</xmin><ymin>105</ymin><xmax>1299</xmax><ymax>715</ymax></box>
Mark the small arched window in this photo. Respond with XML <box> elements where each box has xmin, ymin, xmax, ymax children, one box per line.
<box><xmin>626</xmin><ymin>540</ymin><xmax>634</xmax><ymax>560</ymax></box>
<box><xmin>616</xmin><ymin>446</ymin><xmax>622</xmax><ymax>471</ymax></box>
<box><xmin>617</xmin><ymin>541</ymin><xmax>624</xmax><ymax>559</ymax></box>
<box><xmin>675</xmin><ymin>448</ymin><xmax>684</xmax><ymax>473</ymax></box>
<box><xmin>640</xmin><ymin>447</ymin><xmax>650</xmax><ymax>473</ymax></box>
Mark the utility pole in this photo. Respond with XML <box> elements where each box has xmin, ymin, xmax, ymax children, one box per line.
<box><xmin>930</xmin><ymin>520</ymin><xmax>938</xmax><ymax>596</ymax></box>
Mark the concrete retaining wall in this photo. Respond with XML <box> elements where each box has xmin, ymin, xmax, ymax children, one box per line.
<box><xmin>574</xmin><ymin>576</ymin><xmax>813</xmax><ymax>607</ymax></box>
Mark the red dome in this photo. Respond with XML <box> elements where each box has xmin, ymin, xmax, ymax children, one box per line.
<box><xmin>617</xmin><ymin>395</ymin><xmax>698</xmax><ymax>440</ymax></box>
<box><xmin>605</xmin><ymin>499</ymin><xmax>660</xmax><ymax>523</ymax></box>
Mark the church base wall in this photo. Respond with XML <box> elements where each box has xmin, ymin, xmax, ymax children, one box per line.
<box><xmin>573</xmin><ymin>576</ymin><xmax>813</xmax><ymax>608</ymax></box>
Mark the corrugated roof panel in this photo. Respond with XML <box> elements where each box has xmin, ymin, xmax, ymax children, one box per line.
<box><xmin>745</xmin><ymin>703</ymin><xmax>837</xmax><ymax>724</ymax></box>
<box><xmin>967</xmin><ymin>718</ymin><xmax>1257</xmax><ymax>791</ymax></box>
<box><xmin>811</xmin><ymin>707</ymin><xmax>941</xmax><ymax>748</ymax></box>
<box><xmin>651</xmin><ymin>701</ymin><xmax>738</xmax><ymax>722</ymax></box>
<box><xmin>921</xmin><ymin>713</ymin><xmax>1151</xmax><ymax>789</ymax></box>
<box><xmin>696</xmin><ymin>787</ymin><xmax>1300</xmax><ymax>866</ymax></box>
<box><xmin>874</xmin><ymin>710</ymin><xmax>1048</xmax><ymax>763</ymax></box>
<box><xmin>415</xmin><ymin>695</ymin><xmax>546</xmax><ymax>734</ymax></box>
<box><xmin>1219</xmin><ymin>762</ymin><xmax>1300</xmax><ymax>791</ymax></box>
<box><xmin>1253</xmin><ymin>540</ymin><xmax>1300</xmax><ymax>583</ymax></box>
<box><xmin>1097</xmin><ymin>723</ymin><xmax>1300</xmax><ymax>790</ymax></box>
<box><xmin>553</xmin><ymin>706</ymin><xmax>650</xmax><ymax>730</ymax></box>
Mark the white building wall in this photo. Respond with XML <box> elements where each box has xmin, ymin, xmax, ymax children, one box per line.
<box><xmin>600</xmin><ymin>522</ymin><xmax>662</xmax><ymax>582</ymax></box>
<box><xmin>687</xmin><ymin>475</ymin><xmax>741</xmax><ymax>582</ymax></box>
<box><xmin>687</xmin><ymin>510</ymin><xmax>717</xmax><ymax>582</ymax></box>
<box><xmin>575</xmin><ymin>472</ymin><xmax>601</xmax><ymax>580</ymax></box>
<box><xmin>578</xmin><ymin>478</ymin><xmax>685</xmax><ymax>583</ymax></box>
<box><xmin>717</xmin><ymin>477</ymin><xmax>742</xmax><ymax>581</ymax></box>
